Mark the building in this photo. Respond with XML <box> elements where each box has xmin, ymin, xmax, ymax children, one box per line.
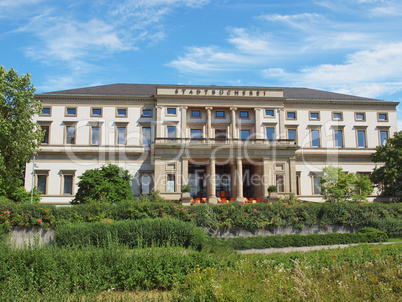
<box><xmin>25</xmin><ymin>84</ymin><xmax>399</xmax><ymax>205</ymax></box>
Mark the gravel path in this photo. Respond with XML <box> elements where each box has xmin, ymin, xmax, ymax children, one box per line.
<box><xmin>238</xmin><ymin>241</ymin><xmax>400</xmax><ymax>254</ymax></box>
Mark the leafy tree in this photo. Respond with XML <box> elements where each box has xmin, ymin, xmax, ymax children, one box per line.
<box><xmin>72</xmin><ymin>163</ymin><xmax>134</xmax><ymax>204</ymax></box>
<box><xmin>371</xmin><ymin>131</ymin><xmax>402</xmax><ymax>202</ymax></box>
<box><xmin>0</xmin><ymin>66</ymin><xmax>43</xmax><ymax>202</ymax></box>
<box><xmin>320</xmin><ymin>165</ymin><xmax>373</xmax><ymax>202</ymax></box>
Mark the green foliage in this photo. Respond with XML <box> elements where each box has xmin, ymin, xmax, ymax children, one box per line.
<box><xmin>72</xmin><ymin>163</ymin><xmax>134</xmax><ymax>204</ymax></box>
<box><xmin>54</xmin><ymin>219</ymin><xmax>202</xmax><ymax>249</ymax></box>
<box><xmin>371</xmin><ymin>131</ymin><xmax>402</xmax><ymax>202</ymax></box>
<box><xmin>181</xmin><ymin>185</ymin><xmax>191</xmax><ymax>193</ymax></box>
<box><xmin>0</xmin><ymin>66</ymin><xmax>43</xmax><ymax>202</ymax></box>
<box><xmin>320</xmin><ymin>165</ymin><xmax>373</xmax><ymax>202</ymax></box>
<box><xmin>227</xmin><ymin>228</ymin><xmax>388</xmax><ymax>250</ymax></box>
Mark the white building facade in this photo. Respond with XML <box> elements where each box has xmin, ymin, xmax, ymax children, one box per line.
<box><xmin>24</xmin><ymin>84</ymin><xmax>399</xmax><ymax>205</ymax></box>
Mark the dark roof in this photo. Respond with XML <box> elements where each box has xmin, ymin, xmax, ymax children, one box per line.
<box><xmin>44</xmin><ymin>83</ymin><xmax>381</xmax><ymax>102</ymax></box>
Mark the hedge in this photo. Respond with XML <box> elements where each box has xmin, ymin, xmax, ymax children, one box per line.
<box><xmin>54</xmin><ymin>218</ymin><xmax>206</xmax><ymax>250</ymax></box>
<box><xmin>0</xmin><ymin>201</ymin><xmax>401</xmax><ymax>237</ymax></box>
<box><xmin>226</xmin><ymin>227</ymin><xmax>388</xmax><ymax>250</ymax></box>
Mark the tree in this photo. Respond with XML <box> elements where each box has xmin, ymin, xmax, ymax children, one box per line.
<box><xmin>371</xmin><ymin>131</ymin><xmax>402</xmax><ymax>202</ymax></box>
<box><xmin>72</xmin><ymin>163</ymin><xmax>134</xmax><ymax>204</ymax></box>
<box><xmin>0</xmin><ymin>66</ymin><xmax>43</xmax><ymax>202</ymax></box>
<box><xmin>320</xmin><ymin>165</ymin><xmax>373</xmax><ymax>202</ymax></box>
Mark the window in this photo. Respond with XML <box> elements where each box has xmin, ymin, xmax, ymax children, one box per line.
<box><xmin>239</xmin><ymin>111</ymin><xmax>249</xmax><ymax>118</ymax></box>
<box><xmin>61</xmin><ymin>171</ymin><xmax>75</xmax><ymax>195</ymax></box>
<box><xmin>357</xmin><ymin>130</ymin><xmax>366</xmax><ymax>148</ymax></box>
<box><xmin>40</xmin><ymin>107</ymin><xmax>51</xmax><ymax>116</ymax></box>
<box><xmin>334</xmin><ymin>130</ymin><xmax>343</xmax><ymax>148</ymax></box>
<box><xmin>190</xmin><ymin>129</ymin><xmax>202</xmax><ymax>139</ymax></box>
<box><xmin>35</xmin><ymin>171</ymin><xmax>49</xmax><ymax>195</ymax></box>
<box><xmin>313</xmin><ymin>175</ymin><xmax>322</xmax><ymax>195</ymax></box>
<box><xmin>167</xmin><ymin>126</ymin><xmax>176</xmax><ymax>138</ymax></box>
<box><xmin>142</xmin><ymin>109</ymin><xmax>152</xmax><ymax>117</ymax></box>
<box><xmin>332</xmin><ymin>112</ymin><xmax>342</xmax><ymax>121</ymax></box>
<box><xmin>276</xmin><ymin>174</ymin><xmax>284</xmax><ymax>193</ymax></box>
<box><xmin>167</xmin><ymin>108</ymin><xmax>177</xmax><ymax>115</ymax></box>
<box><xmin>91</xmin><ymin>108</ymin><xmax>102</xmax><ymax>117</ymax></box>
<box><xmin>142</xmin><ymin>127</ymin><xmax>151</xmax><ymax>145</ymax></box>
<box><xmin>167</xmin><ymin>174</ymin><xmax>175</xmax><ymax>192</ymax></box>
<box><xmin>240</xmin><ymin>130</ymin><xmax>250</xmax><ymax>140</ymax></box>
<box><xmin>380</xmin><ymin>130</ymin><xmax>388</xmax><ymax>146</ymax></box>
<box><xmin>116</xmin><ymin>108</ymin><xmax>127</xmax><ymax>117</ymax></box>
<box><xmin>65</xmin><ymin>125</ymin><xmax>76</xmax><ymax>144</ymax></box>
<box><xmin>266</xmin><ymin>127</ymin><xmax>275</xmax><ymax>140</ymax></box>
<box><xmin>286</xmin><ymin>111</ymin><xmax>296</xmax><ymax>120</ymax></box>
<box><xmin>65</xmin><ymin>107</ymin><xmax>77</xmax><ymax>116</ymax></box>
<box><xmin>310</xmin><ymin>112</ymin><xmax>320</xmax><ymax>120</ymax></box>
<box><xmin>355</xmin><ymin>113</ymin><xmax>365</xmax><ymax>121</ymax></box>
<box><xmin>91</xmin><ymin>126</ymin><xmax>101</xmax><ymax>145</ymax></box>
<box><xmin>265</xmin><ymin>109</ymin><xmax>274</xmax><ymax>117</ymax></box>
<box><xmin>378</xmin><ymin>113</ymin><xmax>388</xmax><ymax>121</ymax></box>
<box><xmin>311</xmin><ymin>129</ymin><xmax>320</xmax><ymax>147</ymax></box>
<box><xmin>41</xmin><ymin>125</ymin><xmax>49</xmax><ymax>144</ymax></box>
<box><xmin>216</xmin><ymin>111</ymin><xmax>225</xmax><ymax>118</ymax></box>
<box><xmin>287</xmin><ymin>129</ymin><xmax>297</xmax><ymax>143</ymax></box>
<box><xmin>116</xmin><ymin>126</ymin><xmax>126</xmax><ymax>145</ymax></box>
<box><xmin>191</xmin><ymin>110</ymin><xmax>201</xmax><ymax>117</ymax></box>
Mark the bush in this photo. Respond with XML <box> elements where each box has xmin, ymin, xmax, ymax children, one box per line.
<box><xmin>54</xmin><ymin>218</ymin><xmax>204</xmax><ymax>249</ymax></box>
<box><xmin>227</xmin><ymin>228</ymin><xmax>388</xmax><ymax>250</ymax></box>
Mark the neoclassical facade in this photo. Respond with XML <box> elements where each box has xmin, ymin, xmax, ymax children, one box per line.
<box><xmin>24</xmin><ymin>84</ymin><xmax>399</xmax><ymax>205</ymax></box>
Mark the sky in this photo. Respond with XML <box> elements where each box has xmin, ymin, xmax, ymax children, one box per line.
<box><xmin>1</xmin><ymin>0</ymin><xmax>401</xmax><ymax>130</ymax></box>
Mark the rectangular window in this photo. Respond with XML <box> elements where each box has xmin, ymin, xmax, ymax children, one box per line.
<box><xmin>167</xmin><ymin>126</ymin><xmax>176</xmax><ymax>138</ymax></box>
<box><xmin>167</xmin><ymin>108</ymin><xmax>176</xmax><ymax>115</ymax></box>
<box><xmin>357</xmin><ymin>130</ymin><xmax>366</xmax><ymax>148</ymax></box>
<box><xmin>142</xmin><ymin>109</ymin><xmax>152</xmax><ymax>117</ymax></box>
<box><xmin>276</xmin><ymin>174</ymin><xmax>284</xmax><ymax>193</ymax></box>
<box><xmin>91</xmin><ymin>108</ymin><xmax>102</xmax><ymax>117</ymax></box>
<box><xmin>311</xmin><ymin>129</ymin><xmax>320</xmax><ymax>147</ymax></box>
<box><xmin>266</xmin><ymin>127</ymin><xmax>275</xmax><ymax>140</ymax></box>
<box><xmin>63</xmin><ymin>175</ymin><xmax>73</xmax><ymax>195</ymax></box>
<box><xmin>240</xmin><ymin>130</ymin><xmax>250</xmax><ymax>140</ymax></box>
<box><xmin>191</xmin><ymin>110</ymin><xmax>201</xmax><ymax>117</ymax></box>
<box><xmin>41</xmin><ymin>125</ymin><xmax>49</xmax><ymax>144</ymax></box>
<box><xmin>380</xmin><ymin>130</ymin><xmax>388</xmax><ymax>146</ymax></box>
<box><xmin>240</xmin><ymin>111</ymin><xmax>249</xmax><ymax>118</ymax></box>
<box><xmin>216</xmin><ymin>111</ymin><xmax>225</xmax><ymax>118</ymax></box>
<box><xmin>355</xmin><ymin>113</ymin><xmax>365</xmax><ymax>121</ymax></box>
<box><xmin>66</xmin><ymin>107</ymin><xmax>77</xmax><ymax>116</ymax></box>
<box><xmin>41</xmin><ymin>107</ymin><xmax>51</xmax><ymax>116</ymax></box>
<box><xmin>288</xmin><ymin>129</ymin><xmax>296</xmax><ymax>143</ymax></box>
<box><xmin>333</xmin><ymin>112</ymin><xmax>342</xmax><ymax>120</ymax></box>
<box><xmin>91</xmin><ymin>126</ymin><xmax>101</xmax><ymax>145</ymax></box>
<box><xmin>334</xmin><ymin>130</ymin><xmax>343</xmax><ymax>148</ymax></box>
<box><xmin>378</xmin><ymin>113</ymin><xmax>388</xmax><ymax>121</ymax></box>
<box><xmin>310</xmin><ymin>112</ymin><xmax>319</xmax><ymax>120</ymax></box>
<box><xmin>313</xmin><ymin>176</ymin><xmax>322</xmax><ymax>195</ymax></box>
<box><xmin>265</xmin><ymin>109</ymin><xmax>274</xmax><ymax>117</ymax></box>
<box><xmin>37</xmin><ymin>174</ymin><xmax>47</xmax><ymax>195</ymax></box>
<box><xmin>117</xmin><ymin>127</ymin><xmax>126</xmax><ymax>145</ymax></box>
<box><xmin>190</xmin><ymin>129</ymin><xmax>202</xmax><ymax>139</ymax></box>
<box><xmin>116</xmin><ymin>108</ymin><xmax>127</xmax><ymax>117</ymax></box>
<box><xmin>167</xmin><ymin>174</ymin><xmax>175</xmax><ymax>192</ymax></box>
<box><xmin>65</xmin><ymin>125</ymin><xmax>75</xmax><ymax>144</ymax></box>
<box><xmin>286</xmin><ymin>111</ymin><xmax>296</xmax><ymax>120</ymax></box>
<box><xmin>142</xmin><ymin>127</ymin><xmax>151</xmax><ymax>145</ymax></box>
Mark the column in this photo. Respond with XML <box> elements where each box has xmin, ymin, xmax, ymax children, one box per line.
<box><xmin>208</xmin><ymin>158</ymin><xmax>217</xmax><ymax>204</ymax></box>
<box><xmin>236</xmin><ymin>157</ymin><xmax>245</xmax><ymax>202</ymax></box>
<box><xmin>181</xmin><ymin>106</ymin><xmax>187</xmax><ymax>138</ymax></box>
<box><xmin>230</xmin><ymin>107</ymin><xmax>237</xmax><ymax>139</ymax></box>
<box><xmin>156</xmin><ymin>106</ymin><xmax>163</xmax><ymax>139</ymax></box>
<box><xmin>261</xmin><ymin>157</ymin><xmax>270</xmax><ymax>199</ymax></box>
<box><xmin>254</xmin><ymin>108</ymin><xmax>262</xmax><ymax>139</ymax></box>
<box><xmin>206</xmin><ymin>107</ymin><xmax>212</xmax><ymax>139</ymax></box>
<box><xmin>289</xmin><ymin>157</ymin><xmax>297</xmax><ymax>194</ymax></box>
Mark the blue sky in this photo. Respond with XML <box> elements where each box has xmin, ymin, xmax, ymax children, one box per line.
<box><xmin>1</xmin><ymin>0</ymin><xmax>401</xmax><ymax>129</ymax></box>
